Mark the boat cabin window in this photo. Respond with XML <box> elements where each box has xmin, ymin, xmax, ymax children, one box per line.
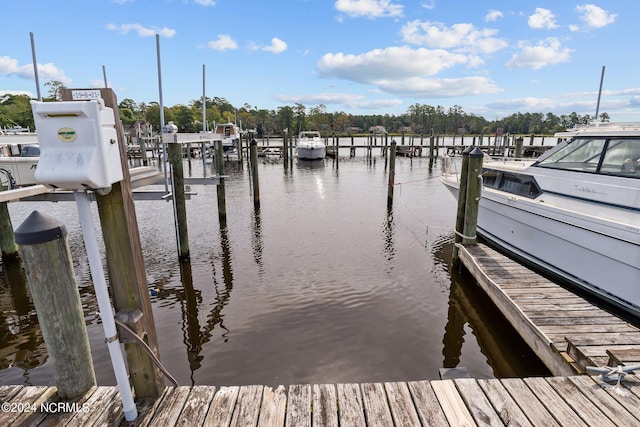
<box><xmin>536</xmin><ymin>137</ymin><xmax>640</xmax><ymax>178</ymax></box>
<box><xmin>482</xmin><ymin>169</ymin><xmax>542</xmax><ymax>198</ymax></box>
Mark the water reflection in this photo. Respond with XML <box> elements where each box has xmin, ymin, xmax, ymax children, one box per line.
<box><xmin>433</xmin><ymin>236</ymin><xmax>550</xmax><ymax>378</ymax></box>
<box><xmin>0</xmin><ymin>155</ymin><xmax>552</xmax><ymax>386</ymax></box>
<box><xmin>0</xmin><ymin>259</ymin><xmax>46</xmax><ymax>375</ymax></box>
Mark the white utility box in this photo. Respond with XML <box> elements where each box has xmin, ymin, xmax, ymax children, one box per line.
<box><xmin>31</xmin><ymin>99</ymin><xmax>123</xmax><ymax>190</ymax></box>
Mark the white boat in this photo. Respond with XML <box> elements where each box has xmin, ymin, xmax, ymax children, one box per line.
<box><xmin>296</xmin><ymin>131</ymin><xmax>326</xmax><ymax>160</ymax></box>
<box><xmin>212</xmin><ymin>122</ymin><xmax>241</xmax><ymax>154</ymax></box>
<box><xmin>440</xmin><ymin>122</ymin><xmax>640</xmax><ymax>319</ymax></box>
<box><xmin>0</xmin><ymin>143</ymin><xmax>39</xmax><ymax>188</ymax></box>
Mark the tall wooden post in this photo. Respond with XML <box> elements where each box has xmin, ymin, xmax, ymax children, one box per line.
<box><xmin>452</xmin><ymin>146</ymin><xmax>472</xmax><ymax>266</ymax></box>
<box><xmin>168</xmin><ymin>139</ymin><xmax>190</xmax><ymax>259</ymax></box>
<box><xmin>15</xmin><ymin>211</ymin><xmax>96</xmax><ymax>399</ymax></box>
<box><xmin>387</xmin><ymin>140</ymin><xmax>397</xmax><ymax>209</ymax></box>
<box><xmin>250</xmin><ymin>139</ymin><xmax>260</xmax><ymax>209</ymax></box>
<box><xmin>61</xmin><ymin>88</ymin><xmax>164</xmax><ymax>398</ymax></box>
<box><xmin>216</xmin><ymin>140</ymin><xmax>227</xmax><ymax>224</ymax></box>
<box><xmin>462</xmin><ymin>147</ymin><xmax>484</xmax><ymax>245</ymax></box>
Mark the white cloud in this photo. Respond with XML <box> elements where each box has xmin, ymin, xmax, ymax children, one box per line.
<box><xmin>106</xmin><ymin>23</ymin><xmax>176</xmax><ymax>38</ymax></box>
<box><xmin>485</xmin><ymin>10</ymin><xmax>503</xmax><ymax>22</ymax></box>
<box><xmin>317</xmin><ymin>47</ymin><xmax>500</xmax><ymax>98</ymax></box>
<box><xmin>506</xmin><ymin>38</ymin><xmax>572</xmax><ymax>69</ymax></box>
<box><xmin>262</xmin><ymin>38</ymin><xmax>288</xmax><ymax>54</ymax></box>
<box><xmin>194</xmin><ymin>0</ymin><xmax>215</xmax><ymax>6</ymax></box>
<box><xmin>528</xmin><ymin>8</ymin><xmax>558</xmax><ymax>30</ymax></box>
<box><xmin>334</xmin><ymin>0</ymin><xmax>403</xmax><ymax>18</ymax></box>
<box><xmin>0</xmin><ymin>56</ymin><xmax>71</xmax><ymax>84</ymax></box>
<box><xmin>318</xmin><ymin>46</ymin><xmax>471</xmax><ymax>82</ymax></box>
<box><xmin>376</xmin><ymin>76</ymin><xmax>501</xmax><ymax>97</ymax></box>
<box><xmin>400</xmin><ymin>21</ymin><xmax>508</xmax><ymax>54</ymax></box>
<box><xmin>575</xmin><ymin>4</ymin><xmax>616</xmax><ymax>28</ymax></box>
<box><xmin>207</xmin><ymin>35</ymin><xmax>238</xmax><ymax>51</ymax></box>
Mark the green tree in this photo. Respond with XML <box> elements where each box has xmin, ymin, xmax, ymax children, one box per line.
<box><xmin>171</xmin><ymin>104</ymin><xmax>196</xmax><ymax>132</ymax></box>
<box><xmin>44</xmin><ymin>80</ymin><xmax>66</xmax><ymax>101</ymax></box>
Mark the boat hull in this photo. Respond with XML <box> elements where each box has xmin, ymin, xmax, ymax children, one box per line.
<box><xmin>297</xmin><ymin>146</ymin><xmax>326</xmax><ymax>160</ymax></box>
<box><xmin>0</xmin><ymin>157</ymin><xmax>39</xmax><ymax>188</ymax></box>
<box><xmin>441</xmin><ymin>174</ymin><xmax>640</xmax><ymax>317</ymax></box>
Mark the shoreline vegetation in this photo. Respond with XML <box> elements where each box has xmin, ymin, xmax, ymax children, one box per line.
<box><xmin>1</xmin><ymin>81</ymin><xmax>609</xmax><ymax>138</ymax></box>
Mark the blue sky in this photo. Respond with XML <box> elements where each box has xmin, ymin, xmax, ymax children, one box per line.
<box><xmin>1</xmin><ymin>1</ymin><xmax>637</xmax><ymax>121</ymax></box>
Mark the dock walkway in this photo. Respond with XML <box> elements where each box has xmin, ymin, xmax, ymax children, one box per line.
<box><xmin>3</xmin><ymin>374</ymin><xmax>640</xmax><ymax>426</ymax></box>
<box><xmin>458</xmin><ymin>243</ymin><xmax>640</xmax><ymax>375</ymax></box>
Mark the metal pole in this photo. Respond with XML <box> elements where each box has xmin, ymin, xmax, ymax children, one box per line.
<box><xmin>156</xmin><ymin>34</ymin><xmax>168</xmax><ymax>192</ymax></box>
<box><xmin>595</xmin><ymin>65</ymin><xmax>606</xmax><ymax>121</ymax></box>
<box><xmin>29</xmin><ymin>32</ymin><xmax>42</xmax><ymax>101</ymax></box>
<box><xmin>102</xmin><ymin>65</ymin><xmax>108</xmax><ymax>88</ymax></box>
<box><xmin>74</xmin><ymin>190</ymin><xmax>137</xmax><ymax>421</ymax></box>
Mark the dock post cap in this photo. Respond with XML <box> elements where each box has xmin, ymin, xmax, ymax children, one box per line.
<box><xmin>391</xmin><ymin>139</ymin><xmax>397</xmax><ymax>145</ymax></box>
<box><xmin>15</xmin><ymin>210</ymin><xmax>67</xmax><ymax>245</ymax></box>
<box><xmin>469</xmin><ymin>147</ymin><xmax>484</xmax><ymax>158</ymax></box>
<box><xmin>462</xmin><ymin>145</ymin><xmax>475</xmax><ymax>155</ymax></box>
<box><xmin>250</xmin><ymin>138</ymin><xmax>257</xmax><ymax>145</ymax></box>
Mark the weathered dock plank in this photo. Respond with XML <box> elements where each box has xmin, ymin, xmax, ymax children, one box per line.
<box><xmin>431</xmin><ymin>379</ymin><xmax>477</xmax><ymax>426</ymax></box>
<box><xmin>258</xmin><ymin>385</ymin><xmax>286</xmax><ymax>426</ymax></box>
<box><xmin>230</xmin><ymin>385</ymin><xmax>263</xmax><ymax>426</ymax></box>
<box><xmin>203</xmin><ymin>385</ymin><xmax>239</xmax><ymax>426</ymax></box>
<box><xmin>312</xmin><ymin>384</ymin><xmax>338</xmax><ymax>427</ymax></box>
<box><xmin>500</xmin><ymin>378</ymin><xmax>561</xmax><ymax>427</ymax></box>
<box><xmin>336</xmin><ymin>383</ymin><xmax>366</xmax><ymax>427</ymax></box>
<box><xmin>286</xmin><ymin>384</ymin><xmax>311</xmax><ymax>427</ymax></box>
<box><xmin>406</xmin><ymin>380</ymin><xmax>449</xmax><ymax>427</ymax></box>
<box><xmin>477</xmin><ymin>379</ymin><xmax>533</xmax><ymax>427</ymax></box>
<box><xmin>383</xmin><ymin>382</ymin><xmax>421</xmax><ymax>426</ymax></box>
<box><xmin>454</xmin><ymin>378</ymin><xmax>503</xmax><ymax>426</ymax></box>
<box><xmin>361</xmin><ymin>382</ymin><xmax>394</xmax><ymax>426</ymax></box>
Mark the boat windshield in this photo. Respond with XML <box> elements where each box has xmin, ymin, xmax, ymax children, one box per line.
<box><xmin>537</xmin><ymin>137</ymin><xmax>640</xmax><ymax>178</ymax></box>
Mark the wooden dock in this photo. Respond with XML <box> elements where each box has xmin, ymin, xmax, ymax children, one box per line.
<box><xmin>458</xmin><ymin>243</ymin><xmax>640</xmax><ymax>375</ymax></box>
<box><xmin>3</xmin><ymin>373</ymin><xmax>640</xmax><ymax>426</ymax></box>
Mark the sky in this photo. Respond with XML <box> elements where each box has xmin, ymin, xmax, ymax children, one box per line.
<box><xmin>1</xmin><ymin>1</ymin><xmax>639</xmax><ymax>121</ymax></box>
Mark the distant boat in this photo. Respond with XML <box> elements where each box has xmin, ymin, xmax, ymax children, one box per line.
<box><xmin>296</xmin><ymin>131</ymin><xmax>326</xmax><ymax>160</ymax></box>
<box><xmin>212</xmin><ymin>123</ymin><xmax>241</xmax><ymax>154</ymax></box>
<box><xmin>440</xmin><ymin>121</ymin><xmax>640</xmax><ymax>319</ymax></box>
<box><xmin>0</xmin><ymin>143</ymin><xmax>39</xmax><ymax>188</ymax></box>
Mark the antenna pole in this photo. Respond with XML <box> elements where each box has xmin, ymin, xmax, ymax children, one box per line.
<box><xmin>595</xmin><ymin>65</ymin><xmax>605</xmax><ymax>121</ymax></box>
<box><xmin>29</xmin><ymin>32</ymin><xmax>42</xmax><ymax>101</ymax></box>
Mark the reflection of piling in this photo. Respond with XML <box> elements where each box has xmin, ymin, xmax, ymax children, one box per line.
<box><xmin>452</xmin><ymin>147</ymin><xmax>484</xmax><ymax>265</ymax></box>
<box><xmin>168</xmin><ymin>139</ymin><xmax>190</xmax><ymax>259</ymax></box>
<box><xmin>250</xmin><ymin>139</ymin><xmax>260</xmax><ymax>209</ymax></box>
<box><xmin>15</xmin><ymin>211</ymin><xmax>96</xmax><ymax>398</ymax></box>
<box><xmin>215</xmin><ymin>140</ymin><xmax>227</xmax><ymax>225</ymax></box>
<box><xmin>387</xmin><ymin>140</ymin><xmax>397</xmax><ymax>209</ymax></box>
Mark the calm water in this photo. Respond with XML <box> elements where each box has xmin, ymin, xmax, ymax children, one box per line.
<box><xmin>0</xmin><ymin>148</ymin><xmax>550</xmax><ymax>388</ymax></box>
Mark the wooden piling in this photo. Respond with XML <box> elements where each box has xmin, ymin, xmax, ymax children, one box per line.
<box><xmin>0</xmin><ymin>183</ymin><xmax>17</xmax><ymax>260</ymax></box>
<box><xmin>387</xmin><ymin>140</ymin><xmax>396</xmax><ymax>209</ymax></box>
<box><xmin>515</xmin><ymin>137</ymin><xmax>524</xmax><ymax>158</ymax></box>
<box><xmin>62</xmin><ymin>88</ymin><xmax>164</xmax><ymax>398</ymax></box>
<box><xmin>168</xmin><ymin>139</ymin><xmax>190</xmax><ymax>259</ymax></box>
<box><xmin>250</xmin><ymin>139</ymin><xmax>260</xmax><ymax>209</ymax></box>
<box><xmin>462</xmin><ymin>147</ymin><xmax>484</xmax><ymax>245</ymax></box>
<box><xmin>215</xmin><ymin>140</ymin><xmax>227</xmax><ymax>224</ymax></box>
<box><xmin>15</xmin><ymin>211</ymin><xmax>96</xmax><ymax>399</ymax></box>
<box><xmin>452</xmin><ymin>147</ymin><xmax>472</xmax><ymax>265</ymax></box>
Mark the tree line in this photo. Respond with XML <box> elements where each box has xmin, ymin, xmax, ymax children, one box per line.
<box><xmin>1</xmin><ymin>80</ymin><xmax>610</xmax><ymax>137</ymax></box>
